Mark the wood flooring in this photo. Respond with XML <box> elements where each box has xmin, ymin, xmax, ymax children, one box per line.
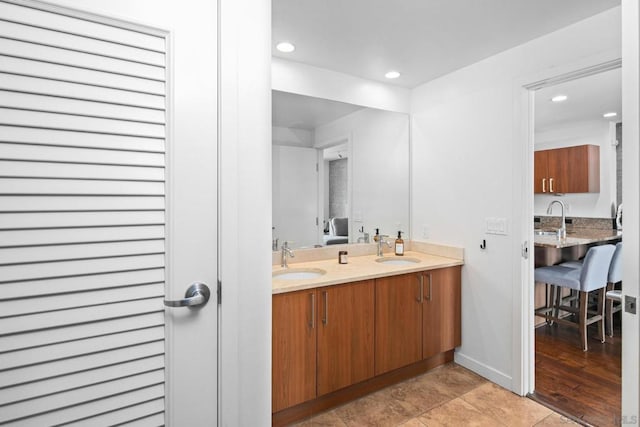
<box><xmin>532</xmin><ymin>318</ymin><xmax>621</xmax><ymax>427</ymax></box>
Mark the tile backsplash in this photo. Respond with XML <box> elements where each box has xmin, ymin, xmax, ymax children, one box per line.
<box><xmin>535</xmin><ymin>216</ymin><xmax>615</xmax><ymax>230</ymax></box>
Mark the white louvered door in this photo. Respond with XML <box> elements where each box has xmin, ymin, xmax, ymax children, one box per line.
<box><xmin>0</xmin><ymin>1</ymin><xmax>218</xmax><ymax>425</ymax></box>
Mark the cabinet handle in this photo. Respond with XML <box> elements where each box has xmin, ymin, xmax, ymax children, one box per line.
<box><xmin>549</xmin><ymin>178</ymin><xmax>554</xmax><ymax>193</ymax></box>
<box><xmin>322</xmin><ymin>291</ymin><xmax>328</xmax><ymax>325</ymax></box>
<box><xmin>309</xmin><ymin>293</ymin><xmax>315</xmax><ymax>329</ymax></box>
<box><xmin>542</xmin><ymin>178</ymin><xmax>546</xmax><ymax>193</ymax></box>
<box><xmin>417</xmin><ymin>274</ymin><xmax>424</xmax><ymax>303</ymax></box>
<box><xmin>427</xmin><ymin>273</ymin><xmax>433</xmax><ymax>301</ymax></box>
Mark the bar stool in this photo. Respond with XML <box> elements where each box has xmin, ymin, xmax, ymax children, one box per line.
<box><xmin>560</xmin><ymin>242</ymin><xmax>623</xmax><ymax>337</ymax></box>
<box><xmin>534</xmin><ymin>244</ymin><xmax>616</xmax><ymax>351</ymax></box>
<box><xmin>605</xmin><ymin>242</ymin><xmax>623</xmax><ymax>337</ymax></box>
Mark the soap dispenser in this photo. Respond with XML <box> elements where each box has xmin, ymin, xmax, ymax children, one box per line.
<box><xmin>395</xmin><ymin>231</ymin><xmax>404</xmax><ymax>256</ymax></box>
<box><xmin>373</xmin><ymin>228</ymin><xmax>380</xmax><ymax>243</ymax></box>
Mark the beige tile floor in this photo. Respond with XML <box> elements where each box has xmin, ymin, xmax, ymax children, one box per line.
<box><xmin>294</xmin><ymin>363</ymin><xmax>578</xmax><ymax>427</ymax></box>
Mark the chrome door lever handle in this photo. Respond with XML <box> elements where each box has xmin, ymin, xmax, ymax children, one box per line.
<box><xmin>164</xmin><ymin>282</ymin><xmax>210</xmax><ymax>308</ymax></box>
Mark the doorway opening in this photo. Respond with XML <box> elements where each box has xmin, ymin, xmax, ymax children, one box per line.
<box><xmin>527</xmin><ymin>65</ymin><xmax>622</xmax><ymax>425</ymax></box>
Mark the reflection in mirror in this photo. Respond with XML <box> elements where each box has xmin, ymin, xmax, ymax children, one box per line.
<box><xmin>272</xmin><ymin>90</ymin><xmax>409</xmax><ymax>250</ymax></box>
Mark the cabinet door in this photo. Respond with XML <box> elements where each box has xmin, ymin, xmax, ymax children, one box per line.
<box><xmin>423</xmin><ymin>266</ymin><xmax>462</xmax><ymax>359</ymax></box>
<box><xmin>272</xmin><ymin>290</ymin><xmax>317</xmax><ymax>412</ymax></box>
<box><xmin>317</xmin><ymin>280</ymin><xmax>375</xmax><ymax>396</ymax></box>
<box><xmin>534</xmin><ymin>150</ymin><xmax>549</xmax><ymax>194</ymax></box>
<box><xmin>566</xmin><ymin>145</ymin><xmax>600</xmax><ymax>193</ymax></box>
<box><xmin>375</xmin><ymin>273</ymin><xmax>423</xmax><ymax>375</ymax></box>
<box><xmin>547</xmin><ymin>147</ymin><xmax>570</xmax><ymax>193</ymax></box>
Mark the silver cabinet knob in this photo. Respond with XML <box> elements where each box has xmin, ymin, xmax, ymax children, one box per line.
<box><xmin>164</xmin><ymin>282</ymin><xmax>210</xmax><ymax>308</ymax></box>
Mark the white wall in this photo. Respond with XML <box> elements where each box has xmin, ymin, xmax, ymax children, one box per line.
<box><xmin>273</xmin><ymin>57</ymin><xmax>411</xmax><ymax>114</ymax></box>
<box><xmin>410</xmin><ymin>7</ymin><xmax>621</xmax><ymax>390</ymax></box>
<box><xmin>315</xmin><ymin>108</ymin><xmax>410</xmax><ymax>241</ymax></box>
<box><xmin>272</xmin><ymin>125</ymin><xmax>313</xmax><ymax>147</ymax></box>
<box><xmin>534</xmin><ymin>120</ymin><xmax>618</xmax><ymax>218</ymax></box>
<box><xmin>272</xmin><ymin>145</ymin><xmax>319</xmax><ymax>248</ymax></box>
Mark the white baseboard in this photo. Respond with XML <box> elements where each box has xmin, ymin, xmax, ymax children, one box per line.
<box><xmin>454</xmin><ymin>351</ymin><xmax>513</xmax><ymax>391</ymax></box>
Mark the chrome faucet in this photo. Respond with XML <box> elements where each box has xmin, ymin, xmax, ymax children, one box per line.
<box><xmin>547</xmin><ymin>200</ymin><xmax>567</xmax><ymax>239</ymax></box>
<box><xmin>281</xmin><ymin>241</ymin><xmax>295</xmax><ymax>268</ymax></box>
<box><xmin>377</xmin><ymin>235</ymin><xmax>392</xmax><ymax>257</ymax></box>
<box><xmin>357</xmin><ymin>228</ymin><xmax>370</xmax><ymax>243</ymax></box>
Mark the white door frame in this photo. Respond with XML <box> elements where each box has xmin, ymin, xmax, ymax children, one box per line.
<box><xmin>621</xmin><ymin>0</ymin><xmax>640</xmax><ymax>421</ymax></box>
<box><xmin>512</xmin><ymin>51</ymin><xmax>623</xmax><ymax>396</ymax></box>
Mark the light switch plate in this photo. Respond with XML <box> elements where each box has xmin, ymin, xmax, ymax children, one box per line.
<box><xmin>486</xmin><ymin>217</ymin><xmax>508</xmax><ymax>235</ymax></box>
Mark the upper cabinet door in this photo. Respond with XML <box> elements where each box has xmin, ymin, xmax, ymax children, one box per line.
<box><xmin>546</xmin><ymin>147</ymin><xmax>571</xmax><ymax>194</ymax></box>
<box><xmin>534</xmin><ymin>150</ymin><xmax>549</xmax><ymax>193</ymax></box>
<box><xmin>566</xmin><ymin>145</ymin><xmax>600</xmax><ymax>193</ymax></box>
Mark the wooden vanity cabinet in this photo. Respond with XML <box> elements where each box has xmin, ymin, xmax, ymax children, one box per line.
<box><xmin>272</xmin><ymin>290</ymin><xmax>317</xmax><ymax>412</ymax></box>
<box><xmin>317</xmin><ymin>280</ymin><xmax>375</xmax><ymax>396</ymax></box>
<box><xmin>374</xmin><ymin>273</ymin><xmax>423</xmax><ymax>375</ymax></box>
<box><xmin>534</xmin><ymin>145</ymin><xmax>599</xmax><ymax>194</ymax></box>
<box><xmin>272</xmin><ymin>280</ymin><xmax>375</xmax><ymax>412</ymax></box>
<box><xmin>375</xmin><ymin>266</ymin><xmax>462</xmax><ymax>375</ymax></box>
<box><xmin>422</xmin><ymin>266</ymin><xmax>462</xmax><ymax>359</ymax></box>
<box><xmin>273</xmin><ymin>266</ymin><xmax>461</xmax><ymax>417</ymax></box>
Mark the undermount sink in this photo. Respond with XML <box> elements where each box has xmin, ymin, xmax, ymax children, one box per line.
<box><xmin>375</xmin><ymin>257</ymin><xmax>421</xmax><ymax>266</ymax></box>
<box><xmin>272</xmin><ymin>268</ymin><xmax>326</xmax><ymax>280</ymax></box>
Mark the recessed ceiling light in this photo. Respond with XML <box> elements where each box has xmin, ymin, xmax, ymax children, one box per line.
<box><xmin>603</xmin><ymin>112</ymin><xmax>617</xmax><ymax>118</ymax></box>
<box><xmin>276</xmin><ymin>41</ymin><xmax>295</xmax><ymax>53</ymax></box>
<box><xmin>385</xmin><ymin>71</ymin><xmax>401</xmax><ymax>79</ymax></box>
<box><xmin>551</xmin><ymin>95</ymin><xmax>568</xmax><ymax>103</ymax></box>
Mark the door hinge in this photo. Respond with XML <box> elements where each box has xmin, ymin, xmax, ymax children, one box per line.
<box><xmin>316</xmin><ymin>163</ymin><xmax>319</xmax><ymax>172</ymax></box>
<box><xmin>521</xmin><ymin>241</ymin><xmax>529</xmax><ymax>259</ymax></box>
<box><xmin>217</xmin><ymin>280</ymin><xmax>222</xmax><ymax>305</ymax></box>
<box><xmin>316</xmin><ymin>217</ymin><xmax>319</xmax><ymax>226</ymax></box>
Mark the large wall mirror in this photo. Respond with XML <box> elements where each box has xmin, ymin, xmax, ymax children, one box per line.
<box><xmin>272</xmin><ymin>90</ymin><xmax>409</xmax><ymax>250</ymax></box>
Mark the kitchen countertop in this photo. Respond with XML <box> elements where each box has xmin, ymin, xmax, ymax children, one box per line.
<box><xmin>272</xmin><ymin>250</ymin><xmax>463</xmax><ymax>294</ymax></box>
<box><xmin>534</xmin><ymin>229</ymin><xmax>622</xmax><ymax>249</ymax></box>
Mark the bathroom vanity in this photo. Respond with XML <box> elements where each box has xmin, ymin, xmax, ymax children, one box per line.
<box><xmin>271</xmin><ymin>245</ymin><xmax>463</xmax><ymax>426</ymax></box>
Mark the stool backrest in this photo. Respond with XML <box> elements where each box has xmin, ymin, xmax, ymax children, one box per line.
<box><xmin>608</xmin><ymin>242</ymin><xmax>623</xmax><ymax>284</ymax></box>
<box><xmin>580</xmin><ymin>244</ymin><xmax>616</xmax><ymax>292</ymax></box>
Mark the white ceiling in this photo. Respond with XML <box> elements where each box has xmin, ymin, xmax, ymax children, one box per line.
<box><xmin>535</xmin><ymin>68</ymin><xmax>622</xmax><ymax>131</ymax></box>
<box><xmin>272</xmin><ymin>90</ymin><xmax>364</xmax><ymax>129</ymax></box>
<box><xmin>272</xmin><ymin>0</ymin><xmax>620</xmax><ymax>88</ymax></box>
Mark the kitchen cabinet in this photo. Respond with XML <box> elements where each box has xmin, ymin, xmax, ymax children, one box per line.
<box><xmin>375</xmin><ymin>266</ymin><xmax>462</xmax><ymax>375</ymax></box>
<box><xmin>272</xmin><ymin>280</ymin><xmax>375</xmax><ymax>412</ymax></box>
<box><xmin>534</xmin><ymin>145</ymin><xmax>599</xmax><ymax>194</ymax></box>
<box><xmin>374</xmin><ymin>273</ymin><xmax>423</xmax><ymax>375</ymax></box>
<box><xmin>272</xmin><ymin>290</ymin><xmax>317</xmax><ymax>412</ymax></box>
<box><xmin>317</xmin><ymin>280</ymin><xmax>375</xmax><ymax>396</ymax></box>
<box><xmin>422</xmin><ymin>266</ymin><xmax>462</xmax><ymax>359</ymax></box>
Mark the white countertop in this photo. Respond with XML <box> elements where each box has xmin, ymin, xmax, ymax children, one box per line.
<box><xmin>272</xmin><ymin>250</ymin><xmax>463</xmax><ymax>294</ymax></box>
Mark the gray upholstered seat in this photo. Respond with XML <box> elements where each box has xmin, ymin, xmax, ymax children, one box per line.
<box><xmin>534</xmin><ymin>244</ymin><xmax>616</xmax><ymax>351</ymax></box>
<box><xmin>534</xmin><ymin>265</ymin><xmax>581</xmax><ymax>290</ymax></box>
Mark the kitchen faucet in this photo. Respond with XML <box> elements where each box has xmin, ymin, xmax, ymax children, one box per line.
<box><xmin>377</xmin><ymin>235</ymin><xmax>392</xmax><ymax>257</ymax></box>
<box><xmin>546</xmin><ymin>200</ymin><xmax>567</xmax><ymax>239</ymax></box>
<box><xmin>281</xmin><ymin>241</ymin><xmax>295</xmax><ymax>268</ymax></box>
